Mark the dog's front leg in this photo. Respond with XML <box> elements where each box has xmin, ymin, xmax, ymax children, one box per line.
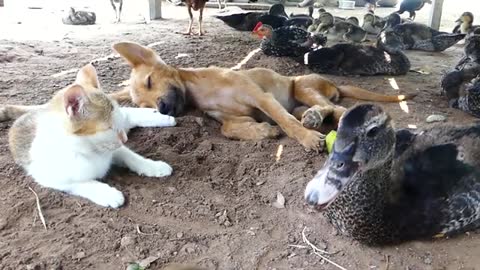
<box><xmin>254</xmin><ymin>93</ymin><xmax>325</xmax><ymax>151</ymax></box>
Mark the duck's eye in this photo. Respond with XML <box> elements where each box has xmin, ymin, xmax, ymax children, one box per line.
<box><xmin>146</xmin><ymin>75</ymin><xmax>152</xmax><ymax>89</ymax></box>
<box><xmin>366</xmin><ymin>126</ymin><xmax>379</xmax><ymax>138</ymax></box>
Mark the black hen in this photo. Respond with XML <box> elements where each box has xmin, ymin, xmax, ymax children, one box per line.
<box><xmin>253</xmin><ymin>23</ymin><xmax>326</xmax><ymax>57</ymax></box>
<box><xmin>213</xmin><ymin>4</ymin><xmax>287</xmax><ymax>31</ymax></box>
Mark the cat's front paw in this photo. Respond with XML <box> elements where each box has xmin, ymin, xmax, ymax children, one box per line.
<box><xmin>138</xmin><ymin>160</ymin><xmax>173</xmax><ymax>178</ymax></box>
<box><xmin>132</xmin><ymin>108</ymin><xmax>176</xmax><ymax>127</ymax></box>
<box><xmin>91</xmin><ymin>186</ymin><xmax>125</xmax><ymax>208</ymax></box>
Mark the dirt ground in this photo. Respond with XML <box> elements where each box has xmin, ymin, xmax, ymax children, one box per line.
<box><xmin>1</xmin><ymin>1</ymin><xmax>480</xmax><ymax>270</ymax></box>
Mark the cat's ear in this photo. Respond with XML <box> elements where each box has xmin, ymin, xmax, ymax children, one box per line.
<box><xmin>64</xmin><ymin>85</ymin><xmax>87</xmax><ymax>118</ymax></box>
<box><xmin>75</xmin><ymin>64</ymin><xmax>100</xmax><ymax>90</ymax></box>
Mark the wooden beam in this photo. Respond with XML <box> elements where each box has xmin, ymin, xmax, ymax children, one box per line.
<box><xmin>148</xmin><ymin>0</ymin><xmax>162</xmax><ymax>20</ymax></box>
<box><xmin>428</xmin><ymin>0</ymin><xmax>444</xmax><ymax>30</ymax></box>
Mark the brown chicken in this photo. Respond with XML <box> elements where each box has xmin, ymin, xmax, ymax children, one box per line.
<box><xmin>180</xmin><ymin>0</ymin><xmax>208</xmax><ymax>36</ymax></box>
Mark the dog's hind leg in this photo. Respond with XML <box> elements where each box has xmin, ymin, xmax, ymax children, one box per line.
<box><xmin>253</xmin><ymin>93</ymin><xmax>325</xmax><ymax>151</ymax></box>
<box><xmin>220</xmin><ymin>116</ymin><xmax>280</xmax><ymax>141</ymax></box>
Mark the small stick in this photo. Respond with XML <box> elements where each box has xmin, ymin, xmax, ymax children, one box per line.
<box><xmin>288</xmin><ymin>244</ymin><xmax>308</xmax><ymax>249</ymax></box>
<box><xmin>301</xmin><ymin>227</ymin><xmax>334</xmax><ymax>255</ymax></box>
<box><xmin>384</xmin><ymin>254</ymin><xmax>390</xmax><ymax>270</ymax></box>
<box><xmin>230</xmin><ymin>48</ymin><xmax>261</xmax><ymax>70</ymax></box>
<box><xmin>301</xmin><ymin>227</ymin><xmax>347</xmax><ymax>270</ymax></box>
<box><xmin>136</xmin><ymin>224</ymin><xmax>159</xmax><ymax>236</ymax></box>
<box><xmin>28</xmin><ymin>187</ymin><xmax>47</xmax><ymax>230</ymax></box>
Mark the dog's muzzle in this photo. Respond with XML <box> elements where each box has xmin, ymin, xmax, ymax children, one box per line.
<box><xmin>158</xmin><ymin>87</ymin><xmax>185</xmax><ymax>116</ymax></box>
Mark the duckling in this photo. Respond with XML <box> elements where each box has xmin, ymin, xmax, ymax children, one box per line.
<box><xmin>344</xmin><ymin>24</ymin><xmax>368</xmax><ymax>43</ymax></box>
<box><xmin>326</xmin><ymin>20</ymin><xmax>367</xmax><ymax>43</ymax></box>
<box><xmin>346</xmin><ymin>16</ymin><xmax>360</xmax><ymax>26</ymax></box>
<box><xmin>62</xmin><ymin>7</ymin><xmax>96</xmax><ymax>25</ymax></box>
<box><xmin>305</xmin><ymin>103</ymin><xmax>480</xmax><ymax>245</ymax></box>
<box><xmin>301</xmin><ymin>37</ymin><xmax>411</xmax><ymax>76</ymax></box>
<box><xmin>456</xmin><ymin>12</ymin><xmax>480</xmax><ymax>35</ymax></box>
<box><xmin>362</xmin><ymin>12</ymin><xmax>385</xmax><ymax>35</ymax></box>
<box><xmin>318</xmin><ymin>8</ymin><xmax>346</xmax><ymax>23</ymax></box>
<box><xmin>379</xmin><ymin>13</ymin><xmax>466</xmax><ymax>52</ymax></box>
<box><xmin>315</xmin><ymin>12</ymin><xmax>335</xmax><ymax>33</ymax></box>
<box><xmin>307</xmin><ymin>18</ymin><xmax>321</xmax><ymax>32</ymax></box>
<box><xmin>441</xmin><ymin>33</ymin><xmax>480</xmax><ymax>105</ymax></box>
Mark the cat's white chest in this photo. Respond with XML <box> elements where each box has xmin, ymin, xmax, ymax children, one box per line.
<box><xmin>26</xmin><ymin>115</ymin><xmax>114</xmax><ymax>186</ymax></box>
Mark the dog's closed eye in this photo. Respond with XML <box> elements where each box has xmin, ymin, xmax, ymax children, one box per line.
<box><xmin>146</xmin><ymin>75</ymin><xmax>152</xmax><ymax>89</ymax></box>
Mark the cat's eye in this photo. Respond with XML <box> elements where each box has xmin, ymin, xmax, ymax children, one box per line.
<box><xmin>146</xmin><ymin>75</ymin><xmax>152</xmax><ymax>89</ymax></box>
<box><xmin>366</xmin><ymin>126</ymin><xmax>379</xmax><ymax>138</ymax></box>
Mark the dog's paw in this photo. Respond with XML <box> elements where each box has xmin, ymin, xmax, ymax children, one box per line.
<box><xmin>299</xmin><ymin>130</ymin><xmax>326</xmax><ymax>152</ymax></box>
<box><xmin>137</xmin><ymin>160</ymin><xmax>173</xmax><ymax>178</ymax></box>
<box><xmin>301</xmin><ymin>107</ymin><xmax>325</xmax><ymax>131</ymax></box>
<box><xmin>89</xmin><ymin>185</ymin><xmax>125</xmax><ymax>208</ymax></box>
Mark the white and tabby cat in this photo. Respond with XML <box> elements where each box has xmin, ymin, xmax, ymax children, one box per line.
<box><xmin>8</xmin><ymin>64</ymin><xmax>175</xmax><ymax>208</ymax></box>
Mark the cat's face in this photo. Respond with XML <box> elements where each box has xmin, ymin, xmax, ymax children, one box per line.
<box><xmin>53</xmin><ymin>64</ymin><xmax>129</xmax><ymax>153</ymax></box>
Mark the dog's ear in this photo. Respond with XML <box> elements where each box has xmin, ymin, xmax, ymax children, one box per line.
<box><xmin>75</xmin><ymin>63</ymin><xmax>100</xmax><ymax>90</ymax></box>
<box><xmin>112</xmin><ymin>42</ymin><xmax>166</xmax><ymax>67</ymax></box>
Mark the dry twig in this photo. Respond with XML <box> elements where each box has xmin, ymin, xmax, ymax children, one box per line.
<box><xmin>136</xmin><ymin>224</ymin><xmax>159</xmax><ymax>236</ymax></box>
<box><xmin>294</xmin><ymin>226</ymin><xmax>347</xmax><ymax>270</ymax></box>
<box><xmin>28</xmin><ymin>187</ymin><xmax>47</xmax><ymax>230</ymax></box>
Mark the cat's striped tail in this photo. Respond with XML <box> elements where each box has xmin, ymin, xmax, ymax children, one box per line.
<box><xmin>0</xmin><ymin>104</ymin><xmax>46</xmax><ymax>122</ymax></box>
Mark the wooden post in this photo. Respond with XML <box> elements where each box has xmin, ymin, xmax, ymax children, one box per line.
<box><xmin>428</xmin><ymin>0</ymin><xmax>444</xmax><ymax>30</ymax></box>
<box><xmin>148</xmin><ymin>0</ymin><xmax>162</xmax><ymax>20</ymax></box>
<box><xmin>0</xmin><ymin>0</ymin><xmax>4</xmax><ymax>7</ymax></box>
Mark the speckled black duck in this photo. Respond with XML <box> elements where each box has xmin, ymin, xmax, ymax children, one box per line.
<box><xmin>301</xmin><ymin>34</ymin><xmax>410</xmax><ymax>76</ymax></box>
<box><xmin>305</xmin><ymin>103</ymin><xmax>480</xmax><ymax>245</ymax></box>
<box><xmin>441</xmin><ymin>33</ymin><xmax>480</xmax><ymax>104</ymax></box>
<box><xmin>453</xmin><ymin>76</ymin><xmax>480</xmax><ymax>118</ymax></box>
<box><xmin>379</xmin><ymin>13</ymin><xmax>466</xmax><ymax>52</ymax></box>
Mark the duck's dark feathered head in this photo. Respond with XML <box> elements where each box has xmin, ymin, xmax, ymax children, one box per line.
<box><xmin>377</xmin><ymin>29</ymin><xmax>406</xmax><ymax>53</ymax></box>
<box><xmin>305</xmin><ymin>104</ymin><xmax>396</xmax><ymax>209</ymax></box>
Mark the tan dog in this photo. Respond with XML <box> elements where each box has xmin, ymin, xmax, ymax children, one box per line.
<box><xmin>0</xmin><ymin>42</ymin><xmax>413</xmax><ymax>151</ymax></box>
<box><xmin>108</xmin><ymin>41</ymin><xmax>414</xmax><ymax>151</ymax></box>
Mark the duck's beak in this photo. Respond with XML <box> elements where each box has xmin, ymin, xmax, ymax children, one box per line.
<box><xmin>304</xmin><ymin>141</ymin><xmax>358</xmax><ymax>210</ymax></box>
<box><xmin>329</xmin><ymin>141</ymin><xmax>359</xmax><ymax>179</ymax></box>
<box><xmin>455</xmin><ymin>17</ymin><xmax>462</xmax><ymax>23</ymax></box>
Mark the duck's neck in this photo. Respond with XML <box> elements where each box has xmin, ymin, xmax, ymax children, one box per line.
<box><xmin>325</xmin><ymin>156</ymin><xmax>396</xmax><ymax>244</ymax></box>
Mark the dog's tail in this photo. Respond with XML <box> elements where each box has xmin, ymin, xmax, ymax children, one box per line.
<box><xmin>0</xmin><ymin>104</ymin><xmax>45</xmax><ymax>122</ymax></box>
<box><xmin>337</xmin><ymin>85</ymin><xmax>416</xmax><ymax>102</ymax></box>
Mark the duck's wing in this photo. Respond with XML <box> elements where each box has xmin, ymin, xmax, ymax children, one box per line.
<box><xmin>440</xmin><ymin>169</ymin><xmax>480</xmax><ymax>235</ymax></box>
<box><xmin>402</xmin><ymin>143</ymin><xmax>475</xmax><ymax>199</ymax></box>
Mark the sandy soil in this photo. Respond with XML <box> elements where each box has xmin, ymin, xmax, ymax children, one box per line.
<box><xmin>0</xmin><ymin>2</ymin><xmax>479</xmax><ymax>270</ymax></box>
